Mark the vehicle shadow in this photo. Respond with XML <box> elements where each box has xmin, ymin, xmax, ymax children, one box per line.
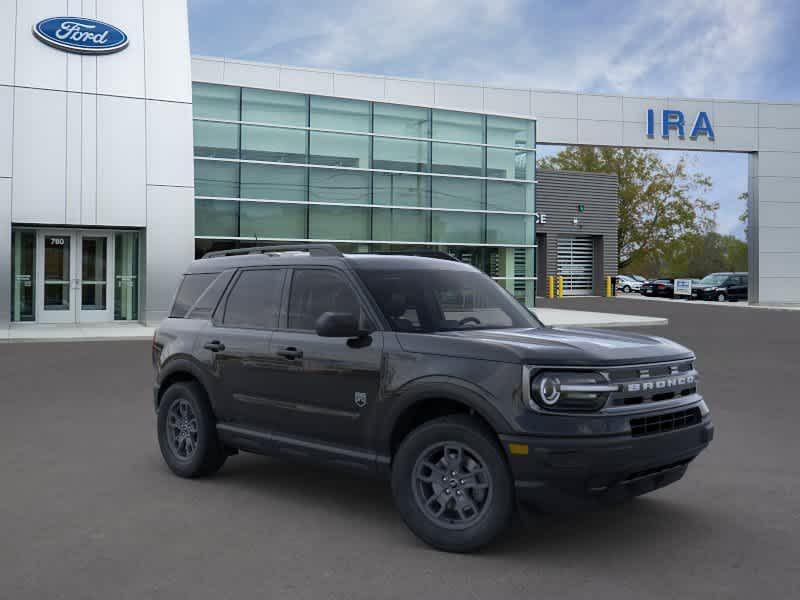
<box><xmin>187</xmin><ymin>452</ymin><xmax>715</xmax><ymax>558</ymax></box>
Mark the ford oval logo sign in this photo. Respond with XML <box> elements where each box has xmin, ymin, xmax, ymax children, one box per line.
<box><xmin>33</xmin><ymin>17</ymin><xmax>128</xmax><ymax>55</ymax></box>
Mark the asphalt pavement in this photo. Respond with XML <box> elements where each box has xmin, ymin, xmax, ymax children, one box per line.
<box><xmin>1</xmin><ymin>298</ymin><xmax>798</xmax><ymax>599</ymax></box>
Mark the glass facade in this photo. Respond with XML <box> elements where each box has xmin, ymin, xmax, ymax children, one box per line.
<box><xmin>192</xmin><ymin>83</ymin><xmax>537</xmax><ymax>303</ymax></box>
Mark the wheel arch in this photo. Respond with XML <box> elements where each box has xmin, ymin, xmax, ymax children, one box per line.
<box><xmin>156</xmin><ymin>358</ymin><xmax>216</xmax><ymax>415</ymax></box>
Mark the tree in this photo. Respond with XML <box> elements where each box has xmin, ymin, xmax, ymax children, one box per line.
<box><xmin>538</xmin><ymin>147</ymin><xmax>718</xmax><ymax>272</ymax></box>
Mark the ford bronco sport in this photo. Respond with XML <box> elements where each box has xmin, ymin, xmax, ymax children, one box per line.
<box><xmin>153</xmin><ymin>244</ymin><xmax>713</xmax><ymax>552</ymax></box>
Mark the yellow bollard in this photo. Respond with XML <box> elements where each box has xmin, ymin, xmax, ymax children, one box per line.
<box><xmin>557</xmin><ymin>276</ymin><xmax>564</xmax><ymax>298</ymax></box>
<box><xmin>547</xmin><ymin>275</ymin><xmax>554</xmax><ymax>299</ymax></box>
<box><xmin>606</xmin><ymin>276</ymin><xmax>613</xmax><ymax>297</ymax></box>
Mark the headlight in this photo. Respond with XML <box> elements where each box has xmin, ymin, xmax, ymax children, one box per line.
<box><xmin>527</xmin><ymin>371</ymin><xmax>617</xmax><ymax>412</ymax></box>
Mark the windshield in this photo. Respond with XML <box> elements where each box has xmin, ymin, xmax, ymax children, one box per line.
<box><xmin>355</xmin><ymin>268</ymin><xmax>541</xmax><ymax>333</ymax></box>
<box><xmin>700</xmin><ymin>274</ymin><xmax>728</xmax><ymax>286</ymax></box>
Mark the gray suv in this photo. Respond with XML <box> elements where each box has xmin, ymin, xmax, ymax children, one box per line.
<box><xmin>152</xmin><ymin>244</ymin><xmax>713</xmax><ymax>552</ymax></box>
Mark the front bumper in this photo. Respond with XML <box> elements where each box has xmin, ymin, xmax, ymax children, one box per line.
<box><xmin>500</xmin><ymin>415</ymin><xmax>713</xmax><ymax>511</ymax></box>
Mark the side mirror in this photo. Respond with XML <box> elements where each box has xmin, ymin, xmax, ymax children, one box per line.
<box><xmin>315</xmin><ymin>311</ymin><xmax>366</xmax><ymax>338</ymax></box>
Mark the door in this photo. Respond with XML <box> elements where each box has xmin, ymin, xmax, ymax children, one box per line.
<box><xmin>36</xmin><ymin>230</ymin><xmax>114</xmax><ymax>323</ymax></box>
<box><xmin>261</xmin><ymin>267</ymin><xmax>383</xmax><ymax>450</ymax></box>
<box><xmin>557</xmin><ymin>236</ymin><xmax>594</xmax><ymax>296</ymax></box>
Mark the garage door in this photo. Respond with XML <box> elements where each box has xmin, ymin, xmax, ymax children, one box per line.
<box><xmin>557</xmin><ymin>236</ymin><xmax>594</xmax><ymax>296</ymax></box>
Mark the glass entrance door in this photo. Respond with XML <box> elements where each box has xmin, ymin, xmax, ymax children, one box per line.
<box><xmin>35</xmin><ymin>231</ymin><xmax>114</xmax><ymax>323</ymax></box>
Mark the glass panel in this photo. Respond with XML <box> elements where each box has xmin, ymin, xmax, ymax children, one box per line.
<box><xmin>196</xmin><ymin>199</ymin><xmax>238</xmax><ymax>237</ymax></box>
<box><xmin>194</xmin><ymin>160</ymin><xmax>239</xmax><ymax>198</ymax></box>
<box><xmin>431</xmin><ymin>212</ymin><xmax>483</xmax><ymax>244</ymax></box>
<box><xmin>242</xmin><ymin>88</ymin><xmax>307</xmax><ymax>126</ymax></box>
<box><xmin>372</xmin><ymin>209</ymin><xmax>429</xmax><ymax>242</ymax></box>
<box><xmin>241</xmin><ymin>125</ymin><xmax>306</xmax><ymax>163</ymax></box>
<box><xmin>373</xmin><ymin>173</ymin><xmax>429</xmax><ymax>207</ymax></box>
<box><xmin>486</xmin><ymin>215</ymin><xmax>531</xmax><ymax>245</ymax></box>
<box><xmin>193</xmin><ymin>121</ymin><xmax>239</xmax><ymax>158</ymax></box>
<box><xmin>431</xmin><ymin>142</ymin><xmax>482</xmax><ymax>176</ymax></box>
<box><xmin>114</xmin><ymin>232</ymin><xmax>139</xmax><ymax>321</ymax></box>
<box><xmin>486</xmin><ymin>180</ymin><xmax>533</xmax><ymax>212</ymax></box>
<box><xmin>44</xmin><ymin>235</ymin><xmax>71</xmax><ymax>311</ymax></box>
<box><xmin>373</xmin><ymin>137</ymin><xmax>428</xmax><ymax>172</ymax></box>
<box><xmin>192</xmin><ymin>83</ymin><xmax>240</xmax><ymax>121</ymax></box>
<box><xmin>309</xmin><ymin>168</ymin><xmax>369</xmax><ymax>204</ymax></box>
<box><xmin>223</xmin><ymin>269</ymin><xmax>284</xmax><ymax>329</ymax></box>
<box><xmin>11</xmin><ymin>230</ymin><xmax>35</xmax><ymax>322</ymax></box>
<box><xmin>373</xmin><ymin>103</ymin><xmax>429</xmax><ymax>137</ymax></box>
<box><xmin>240</xmin><ymin>202</ymin><xmax>307</xmax><ymax>239</ymax></box>
<box><xmin>431</xmin><ymin>177</ymin><xmax>483</xmax><ymax>210</ymax></box>
<box><xmin>486</xmin><ymin>149</ymin><xmax>533</xmax><ymax>180</ymax></box>
<box><xmin>309</xmin><ymin>205</ymin><xmax>370</xmax><ymax>240</ymax></box>
<box><xmin>309</xmin><ymin>131</ymin><xmax>369</xmax><ymax>168</ymax></box>
<box><xmin>432</xmin><ymin>110</ymin><xmax>483</xmax><ymax>143</ymax></box>
<box><xmin>310</xmin><ymin>96</ymin><xmax>369</xmax><ymax>132</ymax></box>
<box><xmin>81</xmin><ymin>237</ymin><xmax>107</xmax><ymax>311</ymax></box>
<box><xmin>240</xmin><ymin>163</ymin><xmax>306</xmax><ymax>201</ymax></box>
<box><xmin>486</xmin><ymin>116</ymin><xmax>534</xmax><ymax>148</ymax></box>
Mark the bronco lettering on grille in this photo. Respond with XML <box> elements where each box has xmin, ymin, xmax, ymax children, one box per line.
<box><xmin>626</xmin><ymin>374</ymin><xmax>695</xmax><ymax>393</ymax></box>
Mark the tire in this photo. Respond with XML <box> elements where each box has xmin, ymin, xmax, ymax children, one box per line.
<box><xmin>623</xmin><ymin>285</ymin><xmax>632</xmax><ymax>293</ymax></box>
<box><xmin>157</xmin><ymin>381</ymin><xmax>226</xmax><ymax>478</ymax></box>
<box><xmin>391</xmin><ymin>415</ymin><xmax>514</xmax><ymax>553</ymax></box>
<box><xmin>716</xmin><ymin>292</ymin><xmax>727</xmax><ymax>302</ymax></box>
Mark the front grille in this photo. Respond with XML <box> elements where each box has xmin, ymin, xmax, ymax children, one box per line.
<box><xmin>630</xmin><ymin>407</ymin><xmax>702</xmax><ymax>437</ymax></box>
<box><xmin>606</xmin><ymin>360</ymin><xmax>697</xmax><ymax>408</ymax></box>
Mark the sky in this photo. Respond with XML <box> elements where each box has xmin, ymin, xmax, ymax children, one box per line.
<box><xmin>187</xmin><ymin>0</ymin><xmax>800</xmax><ymax>240</ymax></box>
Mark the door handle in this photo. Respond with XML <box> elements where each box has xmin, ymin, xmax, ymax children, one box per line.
<box><xmin>203</xmin><ymin>340</ymin><xmax>226</xmax><ymax>352</ymax></box>
<box><xmin>276</xmin><ymin>347</ymin><xmax>303</xmax><ymax>360</ymax></box>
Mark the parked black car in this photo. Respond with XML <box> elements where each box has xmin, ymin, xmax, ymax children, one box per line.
<box><xmin>691</xmin><ymin>272</ymin><xmax>748</xmax><ymax>302</ymax></box>
<box><xmin>640</xmin><ymin>279</ymin><xmax>675</xmax><ymax>298</ymax></box>
<box><xmin>152</xmin><ymin>244</ymin><xmax>713</xmax><ymax>552</ymax></box>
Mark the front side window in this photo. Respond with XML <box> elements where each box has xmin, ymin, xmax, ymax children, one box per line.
<box><xmin>222</xmin><ymin>269</ymin><xmax>284</xmax><ymax>329</ymax></box>
<box><xmin>287</xmin><ymin>270</ymin><xmax>364</xmax><ymax>331</ymax></box>
<box><xmin>356</xmin><ymin>268</ymin><xmax>540</xmax><ymax>333</ymax></box>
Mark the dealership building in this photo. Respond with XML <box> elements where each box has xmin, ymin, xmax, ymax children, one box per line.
<box><xmin>2</xmin><ymin>1</ymin><xmax>799</xmax><ymax>328</ymax></box>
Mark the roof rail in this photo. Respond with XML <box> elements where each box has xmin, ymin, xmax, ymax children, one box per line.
<box><xmin>202</xmin><ymin>243</ymin><xmax>343</xmax><ymax>259</ymax></box>
<box><xmin>371</xmin><ymin>249</ymin><xmax>461</xmax><ymax>262</ymax></box>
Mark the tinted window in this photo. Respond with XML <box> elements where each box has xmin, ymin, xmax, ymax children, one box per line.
<box><xmin>222</xmin><ymin>269</ymin><xmax>284</xmax><ymax>329</ymax></box>
<box><xmin>187</xmin><ymin>270</ymin><xmax>234</xmax><ymax>319</ymax></box>
<box><xmin>287</xmin><ymin>270</ymin><xmax>363</xmax><ymax>331</ymax></box>
<box><xmin>171</xmin><ymin>273</ymin><xmax>217</xmax><ymax>318</ymax></box>
<box><xmin>356</xmin><ymin>268</ymin><xmax>540</xmax><ymax>333</ymax></box>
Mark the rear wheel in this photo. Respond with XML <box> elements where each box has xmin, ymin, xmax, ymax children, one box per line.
<box><xmin>157</xmin><ymin>381</ymin><xmax>226</xmax><ymax>478</ymax></box>
<box><xmin>391</xmin><ymin>415</ymin><xmax>513</xmax><ymax>553</ymax></box>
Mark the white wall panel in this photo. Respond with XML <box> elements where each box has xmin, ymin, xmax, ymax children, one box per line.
<box><xmin>81</xmin><ymin>92</ymin><xmax>97</xmax><ymax>224</ymax></box>
<box><xmin>757</xmin><ymin>152</ymin><xmax>800</xmax><ymax>178</ymax></box>
<box><xmin>224</xmin><ymin>61</ymin><xmax>279</xmax><ymax>90</ymax></box>
<box><xmin>279</xmin><ymin>67</ymin><xmax>333</xmax><ymax>95</ymax></box>
<box><xmin>758</xmin><ymin>103</ymin><xmax>800</xmax><ymax>129</ymax></box>
<box><xmin>758</xmin><ymin>252</ymin><xmax>800</xmax><ymax>277</ymax></box>
<box><xmin>11</xmin><ymin>87</ymin><xmax>66</xmax><ymax>223</ymax></box>
<box><xmin>759</xmin><ymin>201</ymin><xmax>800</xmax><ymax>227</ymax></box>
<box><xmin>146</xmin><ymin>100</ymin><xmax>193</xmax><ymax>187</ymax></box>
<box><xmin>96</xmin><ymin>0</ymin><xmax>145</xmax><ymax>98</ymax></box>
<box><xmin>96</xmin><ymin>95</ymin><xmax>146</xmax><ymax>226</ymax></box>
<box><xmin>145</xmin><ymin>184</ymin><xmax>193</xmax><ymax>323</ymax></box>
<box><xmin>483</xmin><ymin>87</ymin><xmax>530</xmax><ymax>117</ymax></box>
<box><xmin>191</xmin><ymin>57</ymin><xmax>225</xmax><ymax>83</ymax></box>
<box><xmin>0</xmin><ymin>85</ymin><xmax>12</xmax><ymax>178</ymax></box>
<box><xmin>758</xmin><ymin>227</ymin><xmax>800</xmax><ymax>253</ymax></box>
<box><xmin>756</xmin><ymin>178</ymin><xmax>800</xmax><ymax>205</ymax></box>
<box><xmin>385</xmin><ymin>78</ymin><xmax>435</xmax><ymax>107</ymax></box>
<box><xmin>537</xmin><ymin>117</ymin><xmax>577</xmax><ymax>145</ymax></box>
<box><xmin>621</xmin><ymin>121</ymin><xmax>671</xmax><ymax>149</ymax></box>
<box><xmin>0</xmin><ymin>0</ymin><xmax>15</xmax><ymax>86</ymax></box>
<box><xmin>532</xmin><ymin>91</ymin><xmax>577</xmax><ymax>119</ymax></box>
<box><xmin>758</xmin><ymin>277</ymin><xmax>800</xmax><ymax>304</ymax></box>
<box><xmin>143</xmin><ymin>0</ymin><xmax>191</xmax><ymax>102</ymax></box>
<box><xmin>65</xmin><ymin>92</ymin><xmax>82</xmax><ymax>223</ymax></box>
<box><xmin>758</xmin><ymin>127</ymin><xmax>800</xmax><ymax>153</ymax></box>
<box><xmin>714</xmin><ymin>101</ymin><xmax>757</xmax><ymax>128</ymax></box>
<box><xmin>14</xmin><ymin>0</ymin><xmax>68</xmax><ymax>90</ymax></box>
<box><xmin>333</xmin><ymin>73</ymin><xmax>385</xmax><ymax>101</ymax></box>
<box><xmin>622</xmin><ymin>97</ymin><xmax>667</xmax><ymax>124</ymax></box>
<box><xmin>577</xmin><ymin>119</ymin><xmax>623</xmax><ymax>146</ymax></box>
<box><xmin>434</xmin><ymin>82</ymin><xmax>483</xmax><ymax>112</ymax></box>
<box><xmin>578</xmin><ymin>94</ymin><xmax>622</xmax><ymax>122</ymax></box>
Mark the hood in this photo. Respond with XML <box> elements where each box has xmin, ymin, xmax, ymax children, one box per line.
<box><xmin>395</xmin><ymin>327</ymin><xmax>693</xmax><ymax>366</ymax></box>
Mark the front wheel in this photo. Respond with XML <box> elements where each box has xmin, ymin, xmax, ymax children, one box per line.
<box><xmin>157</xmin><ymin>381</ymin><xmax>226</xmax><ymax>478</ymax></box>
<box><xmin>391</xmin><ymin>415</ymin><xmax>514</xmax><ymax>553</ymax></box>
<box><xmin>623</xmin><ymin>285</ymin><xmax>632</xmax><ymax>293</ymax></box>
<box><xmin>717</xmin><ymin>292</ymin><xmax>727</xmax><ymax>302</ymax></box>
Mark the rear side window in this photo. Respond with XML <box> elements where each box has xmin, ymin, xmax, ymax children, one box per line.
<box><xmin>171</xmin><ymin>273</ymin><xmax>218</xmax><ymax>318</ymax></box>
<box><xmin>186</xmin><ymin>270</ymin><xmax>234</xmax><ymax>319</ymax></box>
<box><xmin>222</xmin><ymin>269</ymin><xmax>285</xmax><ymax>329</ymax></box>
